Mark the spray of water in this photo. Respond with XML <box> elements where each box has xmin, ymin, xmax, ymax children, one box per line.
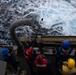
<box><xmin>1</xmin><ymin>0</ymin><xmax>76</xmax><ymax>36</ymax></box>
<box><xmin>15</xmin><ymin>0</ymin><xmax>76</xmax><ymax>36</ymax></box>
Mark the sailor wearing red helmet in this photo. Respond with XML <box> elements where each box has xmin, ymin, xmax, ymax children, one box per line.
<box><xmin>34</xmin><ymin>54</ymin><xmax>52</xmax><ymax>75</ymax></box>
<box><xmin>24</xmin><ymin>47</ymin><xmax>33</xmax><ymax>62</ymax></box>
<box><xmin>24</xmin><ymin>47</ymin><xmax>36</xmax><ymax>75</ymax></box>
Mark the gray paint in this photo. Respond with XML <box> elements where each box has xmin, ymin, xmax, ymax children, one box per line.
<box><xmin>0</xmin><ymin>60</ymin><xmax>7</xmax><ymax>75</ymax></box>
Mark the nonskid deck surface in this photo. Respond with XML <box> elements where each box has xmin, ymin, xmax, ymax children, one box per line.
<box><xmin>5</xmin><ymin>55</ymin><xmax>58</xmax><ymax>75</ymax></box>
<box><xmin>0</xmin><ymin>54</ymin><xmax>75</xmax><ymax>75</ymax></box>
<box><xmin>0</xmin><ymin>45</ymin><xmax>76</xmax><ymax>75</ymax></box>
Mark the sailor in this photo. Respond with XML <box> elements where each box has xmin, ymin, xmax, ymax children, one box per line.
<box><xmin>34</xmin><ymin>54</ymin><xmax>52</xmax><ymax>75</ymax></box>
<box><xmin>24</xmin><ymin>47</ymin><xmax>36</xmax><ymax>62</ymax></box>
<box><xmin>58</xmin><ymin>58</ymin><xmax>76</xmax><ymax>75</ymax></box>
<box><xmin>0</xmin><ymin>48</ymin><xmax>19</xmax><ymax>73</ymax></box>
<box><xmin>53</xmin><ymin>40</ymin><xmax>73</xmax><ymax>63</ymax></box>
<box><xmin>24</xmin><ymin>47</ymin><xmax>36</xmax><ymax>75</ymax></box>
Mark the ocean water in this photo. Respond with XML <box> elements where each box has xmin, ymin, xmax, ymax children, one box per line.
<box><xmin>0</xmin><ymin>0</ymin><xmax>76</xmax><ymax>45</ymax></box>
<box><xmin>19</xmin><ymin>0</ymin><xmax>76</xmax><ymax>36</ymax></box>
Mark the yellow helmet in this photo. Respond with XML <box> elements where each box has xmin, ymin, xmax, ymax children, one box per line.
<box><xmin>68</xmin><ymin>58</ymin><xmax>75</xmax><ymax>69</ymax></box>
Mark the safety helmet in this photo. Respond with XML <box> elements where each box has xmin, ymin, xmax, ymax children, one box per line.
<box><xmin>26</xmin><ymin>48</ymin><xmax>33</xmax><ymax>56</ymax></box>
<box><xmin>0</xmin><ymin>48</ymin><xmax>9</xmax><ymax>55</ymax></box>
<box><xmin>36</xmin><ymin>55</ymin><xmax>43</xmax><ymax>63</ymax></box>
<box><xmin>68</xmin><ymin>58</ymin><xmax>75</xmax><ymax>69</ymax></box>
<box><xmin>62</xmin><ymin>40</ymin><xmax>70</xmax><ymax>50</ymax></box>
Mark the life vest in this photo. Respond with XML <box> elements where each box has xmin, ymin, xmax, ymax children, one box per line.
<box><xmin>61</xmin><ymin>65</ymin><xmax>76</xmax><ymax>75</ymax></box>
<box><xmin>57</xmin><ymin>47</ymin><xmax>72</xmax><ymax>56</ymax></box>
<box><xmin>24</xmin><ymin>48</ymin><xmax>33</xmax><ymax>62</ymax></box>
<box><xmin>56</xmin><ymin>47</ymin><xmax>72</xmax><ymax>61</ymax></box>
<box><xmin>35</xmin><ymin>55</ymin><xmax>48</xmax><ymax>71</ymax></box>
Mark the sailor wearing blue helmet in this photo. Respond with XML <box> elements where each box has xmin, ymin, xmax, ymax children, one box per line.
<box><xmin>0</xmin><ymin>48</ymin><xmax>19</xmax><ymax>73</ymax></box>
<box><xmin>0</xmin><ymin>48</ymin><xmax>10</xmax><ymax>60</ymax></box>
<box><xmin>53</xmin><ymin>40</ymin><xmax>72</xmax><ymax>63</ymax></box>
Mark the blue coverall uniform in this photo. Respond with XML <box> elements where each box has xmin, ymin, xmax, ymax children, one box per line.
<box><xmin>56</xmin><ymin>47</ymin><xmax>72</xmax><ymax>63</ymax></box>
